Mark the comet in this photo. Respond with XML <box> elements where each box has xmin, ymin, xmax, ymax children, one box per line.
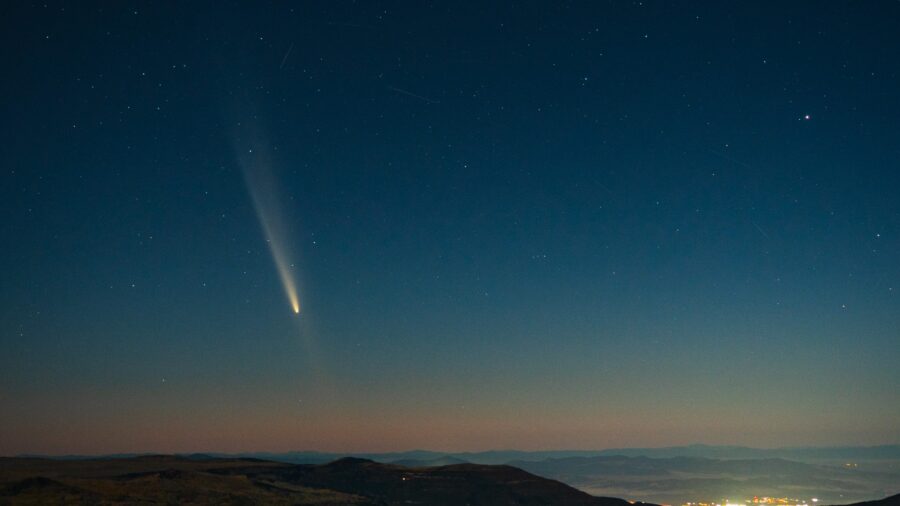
<box><xmin>233</xmin><ymin>123</ymin><xmax>302</xmax><ymax>315</ymax></box>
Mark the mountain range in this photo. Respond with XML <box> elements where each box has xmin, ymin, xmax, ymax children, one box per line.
<box><xmin>182</xmin><ymin>445</ymin><xmax>900</xmax><ymax>466</ymax></box>
<box><xmin>8</xmin><ymin>445</ymin><xmax>898</xmax><ymax>505</ymax></box>
<box><xmin>0</xmin><ymin>455</ymin><xmax>652</xmax><ymax>505</ymax></box>
<box><xmin>22</xmin><ymin>445</ymin><xmax>900</xmax><ymax>466</ymax></box>
<box><xmin>2</xmin><ymin>454</ymin><xmax>897</xmax><ymax>505</ymax></box>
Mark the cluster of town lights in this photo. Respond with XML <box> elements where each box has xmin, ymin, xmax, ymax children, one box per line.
<box><xmin>683</xmin><ymin>498</ymin><xmax>820</xmax><ymax>506</ymax></box>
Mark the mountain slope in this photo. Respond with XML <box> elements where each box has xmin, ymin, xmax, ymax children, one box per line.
<box><xmin>216</xmin><ymin>456</ymin><xmax>642</xmax><ymax>505</ymax></box>
<box><xmin>835</xmin><ymin>494</ymin><xmax>900</xmax><ymax>506</ymax></box>
<box><xmin>0</xmin><ymin>455</ymin><xmax>647</xmax><ymax>505</ymax></box>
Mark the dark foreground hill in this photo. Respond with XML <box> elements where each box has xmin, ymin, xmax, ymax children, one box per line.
<box><xmin>835</xmin><ymin>494</ymin><xmax>900</xmax><ymax>506</ymax></box>
<box><xmin>0</xmin><ymin>455</ymin><xmax>649</xmax><ymax>505</ymax></box>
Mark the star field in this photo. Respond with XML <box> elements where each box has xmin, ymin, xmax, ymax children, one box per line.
<box><xmin>1</xmin><ymin>1</ymin><xmax>898</xmax><ymax>455</ymax></box>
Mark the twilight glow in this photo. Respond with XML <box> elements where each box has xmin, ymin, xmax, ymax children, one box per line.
<box><xmin>1</xmin><ymin>2</ymin><xmax>898</xmax><ymax>459</ymax></box>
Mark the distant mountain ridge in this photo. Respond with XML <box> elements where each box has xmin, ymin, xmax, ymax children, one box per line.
<box><xmin>17</xmin><ymin>444</ymin><xmax>900</xmax><ymax>465</ymax></box>
<box><xmin>2</xmin><ymin>454</ymin><xmax>896</xmax><ymax>505</ymax></box>
<box><xmin>10</xmin><ymin>446</ymin><xmax>898</xmax><ymax>505</ymax></box>
<box><xmin>161</xmin><ymin>444</ymin><xmax>900</xmax><ymax>466</ymax></box>
<box><xmin>593</xmin><ymin>444</ymin><xmax>900</xmax><ymax>461</ymax></box>
<box><xmin>0</xmin><ymin>455</ymin><xmax>656</xmax><ymax>505</ymax></box>
<box><xmin>211</xmin><ymin>444</ymin><xmax>900</xmax><ymax>465</ymax></box>
<box><xmin>390</xmin><ymin>455</ymin><xmax>469</xmax><ymax>467</ymax></box>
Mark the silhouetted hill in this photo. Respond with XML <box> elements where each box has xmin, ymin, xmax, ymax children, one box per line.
<box><xmin>834</xmin><ymin>494</ymin><xmax>900</xmax><ymax>506</ymax></box>
<box><xmin>0</xmin><ymin>455</ymin><xmax>650</xmax><ymax>505</ymax></box>
<box><xmin>218</xmin><ymin>457</ymin><xmax>642</xmax><ymax>505</ymax></box>
<box><xmin>0</xmin><ymin>475</ymin><xmax>98</xmax><ymax>502</ymax></box>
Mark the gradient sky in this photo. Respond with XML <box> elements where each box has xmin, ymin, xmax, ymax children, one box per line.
<box><xmin>1</xmin><ymin>1</ymin><xmax>899</xmax><ymax>455</ymax></box>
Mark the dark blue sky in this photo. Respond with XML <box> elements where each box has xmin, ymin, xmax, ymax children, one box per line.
<box><xmin>1</xmin><ymin>1</ymin><xmax>898</xmax><ymax>454</ymax></box>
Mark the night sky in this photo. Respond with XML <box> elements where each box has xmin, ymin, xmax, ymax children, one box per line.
<box><xmin>2</xmin><ymin>2</ymin><xmax>898</xmax><ymax>455</ymax></box>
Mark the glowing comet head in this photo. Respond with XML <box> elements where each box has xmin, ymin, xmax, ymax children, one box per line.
<box><xmin>260</xmin><ymin>212</ymin><xmax>302</xmax><ymax>316</ymax></box>
<box><xmin>266</xmin><ymin>244</ymin><xmax>301</xmax><ymax>315</ymax></box>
